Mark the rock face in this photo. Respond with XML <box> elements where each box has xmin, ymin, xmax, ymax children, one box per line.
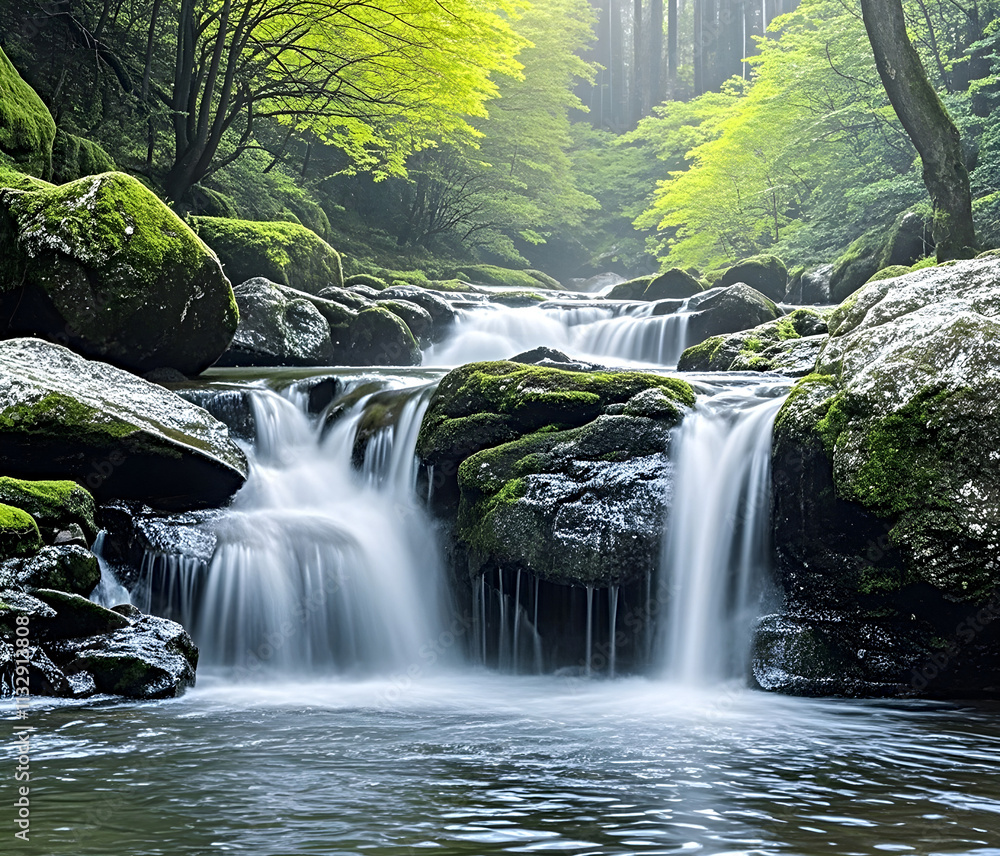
<box><xmin>0</xmin><ymin>172</ymin><xmax>238</xmax><ymax>374</ymax></box>
<box><xmin>758</xmin><ymin>258</ymin><xmax>1000</xmax><ymax>698</ymax></box>
<box><xmin>347</xmin><ymin>307</ymin><xmax>421</xmax><ymax>367</ymax></box>
<box><xmin>720</xmin><ymin>255</ymin><xmax>788</xmax><ymax>302</ymax></box>
<box><xmin>0</xmin><ymin>48</ymin><xmax>56</xmax><ymax>178</ymax></box>
<box><xmin>0</xmin><ymin>591</ymin><xmax>197</xmax><ymax>699</ymax></box>
<box><xmin>678</xmin><ymin>309</ymin><xmax>828</xmax><ymax>375</ymax></box>
<box><xmin>416</xmin><ymin>361</ymin><xmax>695</xmax><ymax>586</ymax></box>
<box><xmin>0</xmin><ymin>338</ymin><xmax>247</xmax><ymax>509</ymax></box>
<box><xmin>219</xmin><ymin>278</ymin><xmax>334</xmax><ymax>367</ymax></box>
<box><xmin>192</xmin><ymin>216</ymin><xmax>344</xmax><ymax>294</ymax></box>
<box><xmin>785</xmin><ymin>264</ymin><xmax>832</xmax><ymax>304</ymax></box>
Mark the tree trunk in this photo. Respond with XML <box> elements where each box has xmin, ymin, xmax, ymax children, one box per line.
<box><xmin>667</xmin><ymin>0</ymin><xmax>677</xmax><ymax>96</ymax></box>
<box><xmin>649</xmin><ymin>0</ymin><xmax>663</xmax><ymax>110</ymax></box>
<box><xmin>632</xmin><ymin>0</ymin><xmax>643</xmax><ymax>126</ymax></box>
<box><xmin>861</xmin><ymin>0</ymin><xmax>977</xmax><ymax>259</ymax></box>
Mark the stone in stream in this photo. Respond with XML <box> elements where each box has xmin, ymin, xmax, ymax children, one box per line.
<box><xmin>416</xmin><ymin>360</ymin><xmax>695</xmax><ymax>587</ymax></box>
<box><xmin>0</xmin><ymin>337</ymin><xmax>248</xmax><ymax>510</ymax></box>
<box><xmin>378</xmin><ymin>285</ymin><xmax>458</xmax><ymax>342</ymax></box>
<box><xmin>682</xmin><ymin>283</ymin><xmax>781</xmax><ymax>343</ymax></box>
<box><xmin>678</xmin><ymin>308</ymin><xmax>828</xmax><ymax>375</ymax></box>
<box><xmin>719</xmin><ymin>255</ymin><xmax>788</xmax><ymax>302</ymax></box>
<box><xmin>0</xmin><ymin>476</ymin><xmax>97</xmax><ymax>543</ymax></box>
<box><xmin>0</xmin><ymin>545</ymin><xmax>100</xmax><ymax>596</ymax></box>
<box><xmin>0</xmin><ymin>172</ymin><xmax>239</xmax><ymax>375</ymax></box>
<box><xmin>758</xmin><ymin>257</ymin><xmax>1000</xmax><ymax>698</ymax></box>
<box><xmin>785</xmin><ymin>264</ymin><xmax>833</xmax><ymax>304</ymax></box>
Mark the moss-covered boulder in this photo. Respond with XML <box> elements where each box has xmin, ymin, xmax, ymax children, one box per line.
<box><xmin>418</xmin><ymin>361</ymin><xmax>694</xmax><ymax>587</ymax></box>
<box><xmin>719</xmin><ymin>255</ymin><xmax>788</xmax><ymax>302</ymax></box>
<box><xmin>192</xmin><ymin>216</ymin><xmax>344</xmax><ymax>294</ymax></box>
<box><xmin>678</xmin><ymin>309</ymin><xmax>828</xmax><ymax>375</ymax></box>
<box><xmin>759</xmin><ymin>257</ymin><xmax>1000</xmax><ymax>698</ymax></box>
<box><xmin>0</xmin><ymin>477</ymin><xmax>96</xmax><ymax>543</ymax></box>
<box><xmin>50</xmin><ymin>129</ymin><xmax>115</xmax><ymax>184</ymax></box>
<box><xmin>490</xmin><ymin>290</ymin><xmax>547</xmax><ymax>307</ymax></box>
<box><xmin>0</xmin><ymin>505</ymin><xmax>42</xmax><ymax>558</ymax></box>
<box><xmin>346</xmin><ymin>307</ymin><xmax>421</xmax><ymax>367</ymax></box>
<box><xmin>0</xmin><ymin>337</ymin><xmax>247</xmax><ymax>509</ymax></box>
<box><xmin>218</xmin><ymin>278</ymin><xmax>335</xmax><ymax>367</ymax></box>
<box><xmin>376</xmin><ymin>299</ymin><xmax>434</xmax><ymax>346</ymax></box>
<box><xmin>606</xmin><ymin>275</ymin><xmax>654</xmax><ymax>300</ymax></box>
<box><xmin>0</xmin><ymin>172</ymin><xmax>238</xmax><ymax>374</ymax></box>
<box><xmin>344</xmin><ymin>273</ymin><xmax>388</xmax><ymax>291</ymax></box>
<box><xmin>0</xmin><ymin>48</ymin><xmax>56</xmax><ymax>178</ymax></box>
<box><xmin>644</xmin><ymin>268</ymin><xmax>704</xmax><ymax>300</ymax></box>
<box><xmin>784</xmin><ymin>264</ymin><xmax>832</xmax><ymax>305</ymax></box>
<box><xmin>453</xmin><ymin>265</ymin><xmax>557</xmax><ymax>290</ymax></box>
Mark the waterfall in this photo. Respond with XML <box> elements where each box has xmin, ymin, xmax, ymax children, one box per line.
<box><xmin>426</xmin><ymin>302</ymin><xmax>692</xmax><ymax>368</ymax></box>
<box><xmin>159</xmin><ymin>380</ymin><xmax>448</xmax><ymax>675</ymax></box>
<box><xmin>660</xmin><ymin>386</ymin><xmax>787</xmax><ymax>685</ymax></box>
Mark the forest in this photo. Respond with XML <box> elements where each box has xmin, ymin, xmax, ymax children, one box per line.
<box><xmin>2</xmin><ymin>0</ymin><xmax>996</xmax><ymax>283</ymax></box>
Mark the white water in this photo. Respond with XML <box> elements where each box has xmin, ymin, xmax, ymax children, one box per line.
<box><xmin>181</xmin><ymin>380</ymin><xmax>447</xmax><ymax>675</ymax></box>
<box><xmin>661</xmin><ymin>384</ymin><xmax>788</xmax><ymax>684</ymax></box>
<box><xmin>426</xmin><ymin>302</ymin><xmax>691</xmax><ymax>367</ymax></box>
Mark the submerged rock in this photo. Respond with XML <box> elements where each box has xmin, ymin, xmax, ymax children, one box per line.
<box><xmin>0</xmin><ymin>172</ymin><xmax>239</xmax><ymax>374</ymax></box>
<box><xmin>0</xmin><ymin>338</ymin><xmax>247</xmax><ymax>509</ymax></box>
<box><xmin>761</xmin><ymin>257</ymin><xmax>1000</xmax><ymax>698</ymax></box>
<box><xmin>678</xmin><ymin>309</ymin><xmax>828</xmax><ymax>375</ymax></box>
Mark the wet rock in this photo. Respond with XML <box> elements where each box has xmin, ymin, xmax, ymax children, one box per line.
<box><xmin>785</xmin><ymin>264</ymin><xmax>832</xmax><ymax>304</ymax></box>
<box><xmin>0</xmin><ymin>338</ymin><xmax>248</xmax><ymax>510</ymax></box>
<box><xmin>684</xmin><ymin>284</ymin><xmax>780</xmax><ymax>344</ymax></box>
<box><xmin>0</xmin><ymin>47</ymin><xmax>56</xmax><ymax>178</ymax></box>
<box><xmin>376</xmin><ymin>299</ymin><xmax>434</xmax><ymax>346</ymax></box>
<box><xmin>0</xmin><ymin>476</ymin><xmax>97</xmax><ymax>543</ymax></box>
<box><xmin>175</xmin><ymin>387</ymin><xmax>256</xmax><ymax>443</ymax></box>
<box><xmin>719</xmin><ymin>255</ymin><xmax>788</xmax><ymax>302</ymax></box>
<box><xmin>32</xmin><ymin>589</ymin><xmax>131</xmax><ymax>639</ymax></box>
<box><xmin>218</xmin><ymin>278</ymin><xmax>334</xmax><ymax>367</ymax></box>
<box><xmin>346</xmin><ymin>307</ymin><xmax>420</xmax><ymax>367</ymax></box>
<box><xmin>644</xmin><ymin>268</ymin><xmax>705</xmax><ymax>300</ymax></box>
<box><xmin>0</xmin><ymin>505</ymin><xmax>42</xmax><ymax>558</ymax></box>
<box><xmin>678</xmin><ymin>309</ymin><xmax>828</xmax><ymax>375</ymax></box>
<box><xmin>0</xmin><ymin>545</ymin><xmax>100</xmax><ymax>595</ymax></box>
<box><xmin>0</xmin><ymin>642</ymin><xmax>71</xmax><ymax>697</ymax></box>
<box><xmin>0</xmin><ymin>172</ymin><xmax>238</xmax><ymax>374</ymax></box>
<box><xmin>317</xmin><ymin>285</ymin><xmax>374</xmax><ymax>311</ymax></box>
<box><xmin>763</xmin><ymin>257</ymin><xmax>1000</xmax><ymax>698</ymax></box>
<box><xmin>378</xmin><ymin>285</ymin><xmax>457</xmax><ymax>341</ymax></box>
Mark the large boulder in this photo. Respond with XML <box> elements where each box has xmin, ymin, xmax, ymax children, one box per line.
<box><xmin>192</xmin><ymin>216</ymin><xmax>344</xmax><ymax>294</ymax></box>
<box><xmin>719</xmin><ymin>255</ymin><xmax>788</xmax><ymax>302</ymax></box>
<box><xmin>0</xmin><ymin>172</ymin><xmax>238</xmax><ymax>374</ymax></box>
<box><xmin>50</xmin><ymin>129</ymin><xmax>115</xmax><ymax>184</ymax></box>
<box><xmin>759</xmin><ymin>258</ymin><xmax>1000</xmax><ymax>698</ymax></box>
<box><xmin>0</xmin><ymin>504</ymin><xmax>42</xmax><ymax>558</ymax></box>
<box><xmin>0</xmin><ymin>338</ymin><xmax>247</xmax><ymax>509</ymax></box>
<box><xmin>785</xmin><ymin>264</ymin><xmax>832</xmax><ymax>304</ymax></box>
<box><xmin>680</xmin><ymin>283</ymin><xmax>780</xmax><ymax>344</ymax></box>
<box><xmin>644</xmin><ymin>268</ymin><xmax>704</xmax><ymax>300</ymax></box>
<box><xmin>219</xmin><ymin>277</ymin><xmax>335</xmax><ymax>367</ymax></box>
<box><xmin>378</xmin><ymin>285</ymin><xmax>457</xmax><ymax>342</ymax></box>
<box><xmin>606</xmin><ymin>275</ymin><xmax>653</xmax><ymax>300</ymax></box>
<box><xmin>678</xmin><ymin>309</ymin><xmax>828</xmax><ymax>375</ymax></box>
<box><xmin>0</xmin><ymin>477</ymin><xmax>97</xmax><ymax>543</ymax></box>
<box><xmin>0</xmin><ymin>48</ymin><xmax>56</xmax><ymax>178</ymax></box>
<box><xmin>0</xmin><ymin>545</ymin><xmax>99</xmax><ymax>596</ymax></box>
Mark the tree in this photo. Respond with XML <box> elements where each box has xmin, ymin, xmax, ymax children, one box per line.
<box><xmin>861</xmin><ymin>0</ymin><xmax>978</xmax><ymax>259</ymax></box>
<box><xmin>161</xmin><ymin>0</ymin><xmax>526</xmax><ymax>201</ymax></box>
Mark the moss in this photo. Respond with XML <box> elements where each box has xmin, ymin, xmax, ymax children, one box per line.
<box><xmin>0</xmin><ymin>504</ymin><xmax>42</xmax><ymax>558</ymax></box>
<box><xmin>866</xmin><ymin>265</ymin><xmax>911</xmax><ymax>284</ymax></box>
<box><xmin>857</xmin><ymin>565</ymin><xmax>916</xmax><ymax>595</ymax></box>
<box><xmin>192</xmin><ymin>216</ymin><xmax>344</xmax><ymax>292</ymax></box>
<box><xmin>720</xmin><ymin>254</ymin><xmax>788</xmax><ymax>300</ymax></box>
<box><xmin>428</xmin><ymin>278</ymin><xmax>478</xmax><ymax>293</ymax></box>
<box><xmin>742</xmin><ymin>337</ymin><xmax>764</xmax><ymax>354</ymax></box>
<box><xmin>677</xmin><ymin>335</ymin><xmax>727</xmax><ymax>370</ymax></box>
<box><xmin>0</xmin><ymin>391</ymin><xmax>137</xmax><ymax>442</ymax></box>
<box><xmin>607</xmin><ymin>276</ymin><xmax>654</xmax><ymax>300</ymax></box>
<box><xmin>50</xmin><ymin>129</ymin><xmax>115</xmax><ymax>184</ymax></box>
<box><xmin>452</xmin><ymin>264</ymin><xmax>554</xmax><ymax>290</ymax></box>
<box><xmin>0</xmin><ymin>476</ymin><xmax>97</xmax><ymax>540</ymax></box>
<box><xmin>0</xmin><ymin>48</ymin><xmax>56</xmax><ymax>178</ymax></box>
<box><xmin>345</xmin><ymin>273</ymin><xmax>388</xmax><ymax>290</ymax></box>
<box><xmin>491</xmin><ymin>290</ymin><xmax>546</xmax><ymax>306</ymax></box>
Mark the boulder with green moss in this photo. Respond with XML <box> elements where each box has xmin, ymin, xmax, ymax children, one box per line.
<box><xmin>678</xmin><ymin>309</ymin><xmax>828</xmax><ymax>375</ymax></box>
<box><xmin>375</xmin><ymin>299</ymin><xmax>434</xmax><ymax>346</ymax></box>
<box><xmin>192</xmin><ymin>216</ymin><xmax>344</xmax><ymax>294</ymax></box>
<box><xmin>0</xmin><ymin>545</ymin><xmax>99</xmax><ymax>596</ymax></box>
<box><xmin>0</xmin><ymin>48</ymin><xmax>56</xmax><ymax>178</ymax></box>
<box><xmin>379</xmin><ymin>285</ymin><xmax>458</xmax><ymax>342</ymax></box>
<box><xmin>0</xmin><ymin>505</ymin><xmax>42</xmax><ymax>558</ymax></box>
<box><xmin>346</xmin><ymin>307</ymin><xmax>420</xmax><ymax>367</ymax></box>
<box><xmin>719</xmin><ymin>255</ymin><xmax>788</xmax><ymax>302</ymax></box>
<box><xmin>50</xmin><ymin>129</ymin><xmax>115</xmax><ymax>184</ymax></box>
<box><xmin>0</xmin><ymin>172</ymin><xmax>238</xmax><ymax>374</ymax></box>
<box><xmin>489</xmin><ymin>290</ymin><xmax>547</xmax><ymax>307</ymax></box>
<box><xmin>606</xmin><ymin>275</ymin><xmax>654</xmax><ymax>300</ymax></box>
<box><xmin>644</xmin><ymin>268</ymin><xmax>704</xmax><ymax>300</ymax></box>
<box><xmin>679</xmin><ymin>283</ymin><xmax>780</xmax><ymax>345</ymax></box>
<box><xmin>758</xmin><ymin>258</ymin><xmax>1000</xmax><ymax>698</ymax></box>
<box><xmin>0</xmin><ymin>337</ymin><xmax>247</xmax><ymax>510</ymax></box>
<box><xmin>452</xmin><ymin>264</ymin><xmax>556</xmax><ymax>290</ymax></box>
<box><xmin>345</xmin><ymin>273</ymin><xmax>388</xmax><ymax>291</ymax></box>
<box><xmin>0</xmin><ymin>477</ymin><xmax>96</xmax><ymax>543</ymax></box>
<box><xmin>417</xmin><ymin>361</ymin><xmax>694</xmax><ymax>587</ymax></box>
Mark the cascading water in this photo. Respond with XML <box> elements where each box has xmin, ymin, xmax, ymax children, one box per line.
<box><xmin>659</xmin><ymin>382</ymin><xmax>790</xmax><ymax>684</ymax></box>
<box><xmin>426</xmin><ymin>301</ymin><xmax>691</xmax><ymax>367</ymax></box>
<box><xmin>149</xmin><ymin>379</ymin><xmax>448</xmax><ymax>675</ymax></box>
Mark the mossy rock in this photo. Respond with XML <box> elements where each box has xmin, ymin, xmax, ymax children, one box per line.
<box><xmin>345</xmin><ymin>273</ymin><xmax>388</xmax><ymax>291</ymax></box>
<box><xmin>346</xmin><ymin>307</ymin><xmax>420</xmax><ymax>367</ymax></box>
<box><xmin>0</xmin><ymin>48</ymin><xmax>56</xmax><ymax>179</ymax></box>
<box><xmin>685</xmin><ymin>283</ymin><xmax>780</xmax><ymax>344</ymax></box>
<box><xmin>185</xmin><ymin>185</ymin><xmax>241</xmax><ymax>219</ymax></box>
<box><xmin>452</xmin><ymin>264</ymin><xmax>555</xmax><ymax>290</ymax></box>
<box><xmin>0</xmin><ymin>545</ymin><xmax>99</xmax><ymax>596</ymax></box>
<box><xmin>866</xmin><ymin>265</ymin><xmax>912</xmax><ymax>284</ymax></box>
<box><xmin>0</xmin><ymin>337</ymin><xmax>247</xmax><ymax>510</ymax></box>
<box><xmin>0</xmin><ymin>504</ymin><xmax>42</xmax><ymax>559</ymax></box>
<box><xmin>0</xmin><ymin>172</ymin><xmax>239</xmax><ymax>375</ymax></box>
<box><xmin>490</xmin><ymin>290</ymin><xmax>547</xmax><ymax>307</ymax></box>
<box><xmin>0</xmin><ymin>477</ymin><xmax>96</xmax><ymax>542</ymax></box>
<box><xmin>606</xmin><ymin>275</ymin><xmax>654</xmax><ymax>300</ymax></box>
<box><xmin>719</xmin><ymin>255</ymin><xmax>788</xmax><ymax>302</ymax></box>
<box><xmin>376</xmin><ymin>299</ymin><xmax>433</xmax><ymax>346</ymax></box>
<box><xmin>192</xmin><ymin>216</ymin><xmax>344</xmax><ymax>294</ymax></box>
<box><xmin>644</xmin><ymin>268</ymin><xmax>704</xmax><ymax>300</ymax></box>
<box><xmin>50</xmin><ymin>129</ymin><xmax>115</xmax><ymax>185</ymax></box>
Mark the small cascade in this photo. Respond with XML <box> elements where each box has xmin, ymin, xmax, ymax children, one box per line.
<box><xmin>142</xmin><ymin>378</ymin><xmax>448</xmax><ymax>675</ymax></box>
<box><xmin>90</xmin><ymin>532</ymin><xmax>132</xmax><ymax>609</ymax></box>
<box><xmin>660</xmin><ymin>385</ymin><xmax>788</xmax><ymax>684</ymax></box>
<box><xmin>426</xmin><ymin>301</ymin><xmax>693</xmax><ymax>367</ymax></box>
